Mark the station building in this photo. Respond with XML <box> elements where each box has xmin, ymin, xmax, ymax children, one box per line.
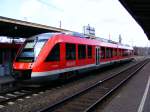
<box><xmin>0</xmin><ymin>40</ymin><xmax>22</xmax><ymax>76</ymax></box>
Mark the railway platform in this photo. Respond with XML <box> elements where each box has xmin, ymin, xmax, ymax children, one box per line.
<box><xmin>0</xmin><ymin>76</ymin><xmax>15</xmax><ymax>92</ymax></box>
<box><xmin>97</xmin><ymin>57</ymin><xmax>150</xmax><ymax>112</ymax></box>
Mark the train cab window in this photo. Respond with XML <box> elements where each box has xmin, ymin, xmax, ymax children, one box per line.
<box><xmin>101</xmin><ymin>47</ymin><xmax>105</xmax><ymax>59</ymax></box>
<box><xmin>78</xmin><ymin>45</ymin><xmax>86</xmax><ymax>59</ymax></box>
<box><xmin>66</xmin><ymin>43</ymin><xmax>76</xmax><ymax>60</ymax></box>
<box><xmin>45</xmin><ymin>44</ymin><xmax>60</xmax><ymax>61</ymax></box>
<box><xmin>87</xmin><ymin>46</ymin><xmax>92</xmax><ymax>58</ymax></box>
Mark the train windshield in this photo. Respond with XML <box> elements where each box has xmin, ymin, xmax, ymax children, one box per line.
<box><xmin>16</xmin><ymin>33</ymin><xmax>56</xmax><ymax>62</ymax></box>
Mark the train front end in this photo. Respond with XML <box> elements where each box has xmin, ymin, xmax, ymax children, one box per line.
<box><xmin>12</xmin><ymin>33</ymin><xmax>53</xmax><ymax>82</ymax></box>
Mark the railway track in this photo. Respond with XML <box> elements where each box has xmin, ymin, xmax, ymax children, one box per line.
<box><xmin>0</xmin><ymin>79</ymin><xmax>71</xmax><ymax>108</ymax></box>
<box><xmin>38</xmin><ymin>59</ymin><xmax>150</xmax><ymax>112</ymax></box>
<box><xmin>0</xmin><ymin>86</ymin><xmax>46</xmax><ymax>108</ymax></box>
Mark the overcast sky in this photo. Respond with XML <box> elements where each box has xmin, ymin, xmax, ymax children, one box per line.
<box><xmin>0</xmin><ymin>0</ymin><xmax>150</xmax><ymax>47</ymax></box>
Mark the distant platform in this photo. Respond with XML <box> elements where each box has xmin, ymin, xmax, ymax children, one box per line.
<box><xmin>0</xmin><ymin>76</ymin><xmax>16</xmax><ymax>92</ymax></box>
<box><xmin>0</xmin><ymin>76</ymin><xmax>14</xmax><ymax>84</ymax></box>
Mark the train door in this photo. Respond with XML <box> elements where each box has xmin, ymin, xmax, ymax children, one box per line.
<box><xmin>95</xmin><ymin>46</ymin><xmax>100</xmax><ymax>65</ymax></box>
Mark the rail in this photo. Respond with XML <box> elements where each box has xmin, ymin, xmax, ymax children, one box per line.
<box><xmin>38</xmin><ymin>58</ymin><xmax>150</xmax><ymax>112</ymax></box>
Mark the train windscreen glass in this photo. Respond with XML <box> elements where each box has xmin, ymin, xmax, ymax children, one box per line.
<box><xmin>16</xmin><ymin>40</ymin><xmax>36</xmax><ymax>62</ymax></box>
<box><xmin>24</xmin><ymin>41</ymin><xmax>35</xmax><ymax>49</ymax></box>
<box><xmin>34</xmin><ymin>39</ymin><xmax>47</xmax><ymax>59</ymax></box>
<box><xmin>16</xmin><ymin>37</ymin><xmax>49</xmax><ymax>62</ymax></box>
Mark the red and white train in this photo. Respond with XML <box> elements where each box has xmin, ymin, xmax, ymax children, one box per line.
<box><xmin>13</xmin><ymin>32</ymin><xmax>133</xmax><ymax>83</ymax></box>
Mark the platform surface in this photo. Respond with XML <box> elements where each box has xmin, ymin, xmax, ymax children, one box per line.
<box><xmin>0</xmin><ymin>76</ymin><xmax>15</xmax><ymax>85</ymax></box>
<box><xmin>98</xmin><ymin>60</ymin><xmax>150</xmax><ymax>112</ymax></box>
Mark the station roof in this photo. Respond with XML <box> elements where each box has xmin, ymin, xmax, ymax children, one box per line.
<box><xmin>0</xmin><ymin>16</ymin><xmax>69</xmax><ymax>38</ymax></box>
<box><xmin>119</xmin><ymin>0</ymin><xmax>150</xmax><ymax>40</ymax></box>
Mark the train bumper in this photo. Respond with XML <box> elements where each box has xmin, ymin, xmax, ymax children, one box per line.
<box><xmin>12</xmin><ymin>69</ymin><xmax>32</xmax><ymax>80</ymax></box>
<box><xmin>15</xmin><ymin>73</ymin><xmax>60</xmax><ymax>85</ymax></box>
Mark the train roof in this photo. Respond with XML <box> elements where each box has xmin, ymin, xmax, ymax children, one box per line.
<box><xmin>63</xmin><ymin>32</ymin><xmax>133</xmax><ymax>50</ymax></box>
<box><xmin>58</xmin><ymin>33</ymin><xmax>133</xmax><ymax>50</ymax></box>
<box><xmin>26</xmin><ymin>32</ymin><xmax>133</xmax><ymax>50</ymax></box>
<box><xmin>27</xmin><ymin>32</ymin><xmax>61</xmax><ymax>41</ymax></box>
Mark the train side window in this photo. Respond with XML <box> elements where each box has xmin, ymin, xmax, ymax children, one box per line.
<box><xmin>106</xmin><ymin>48</ymin><xmax>113</xmax><ymax>58</ymax></box>
<box><xmin>118</xmin><ymin>49</ymin><xmax>121</xmax><ymax>56</ymax></box>
<box><xmin>87</xmin><ymin>46</ymin><xmax>92</xmax><ymax>58</ymax></box>
<box><xmin>106</xmin><ymin>48</ymin><xmax>108</xmax><ymax>58</ymax></box>
<box><xmin>120</xmin><ymin>49</ymin><xmax>122</xmax><ymax>56</ymax></box>
<box><xmin>101</xmin><ymin>47</ymin><xmax>105</xmax><ymax>59</ymax></box>
<box><xmin>106</xmin><ymin>48</ymin><xmax>109</xmax><ymax>58</ymax></box>
<box><xmin>123</xmin><ymin>49</ymin><xmax>128</xmax><ymax>56</ymax></box>
<box><xmin>78</xmin><ymin>44</ymin><xmax>86</xmax><ymax>59</ymax></box>
<box><xmin>113</xmin><ymin>48</ymin><xmax>117</xmax><ymax>56</ymax></box>
<box><xmin>66</xmin><ymin>43</ymin><xmax>76</xmax><ymax>60</ymax></box>
<box><xmin>122</xmin><ymin>49</ymin><xmax>124</xmax><ymax>56</ymax></box>
<box><xmin>45</xmin><ymin>44</ymin><xmax>60</xmax><ymax>61</ymax></box>
<box><xmin>109</xmin><ymin>48</ymin><xmax>112</xmax><ymax>58</ymax></box>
